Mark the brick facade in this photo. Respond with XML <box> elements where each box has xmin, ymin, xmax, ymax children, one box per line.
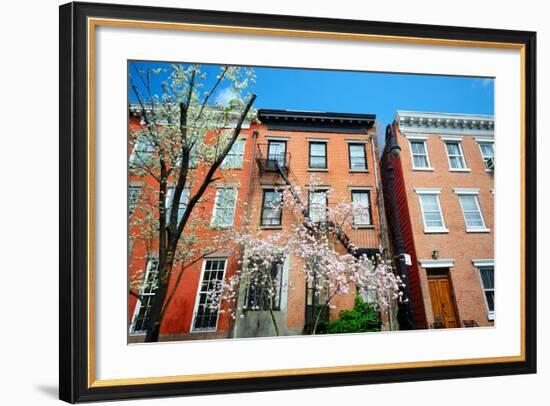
<box><xmin>382</xmin><ymin>111</ymin><xmax>495</xmax><ymax>329</ymax></box>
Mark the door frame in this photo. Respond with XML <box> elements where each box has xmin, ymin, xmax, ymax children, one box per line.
<box><xmin>426</xmin><ymin>268</ymin><xmax>461</xmax><ymax>328</ymax></box>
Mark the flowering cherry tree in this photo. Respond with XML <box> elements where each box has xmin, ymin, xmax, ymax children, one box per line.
<box><xmin>128</xmin><ymin>63</ymin><xmax>256</xmax><ymax>342</ymax></box>
<box><xmin>209</xmin><ymin>176</ymin><xmax>405</xmax><ymax>335</ymax></box>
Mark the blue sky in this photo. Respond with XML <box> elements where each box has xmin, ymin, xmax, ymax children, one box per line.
<box><xmin>129</xmin><ymin>61</ymin><xmax>494</xmax><ymax>143</ymax></box>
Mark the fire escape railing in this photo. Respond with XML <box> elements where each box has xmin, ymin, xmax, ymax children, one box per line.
<box><xmin>255</xmin><ymin>143</ymin><xmax>357</xmax><ymax>255</ymax></box>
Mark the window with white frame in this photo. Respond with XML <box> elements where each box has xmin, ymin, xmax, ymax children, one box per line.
<box><xmin>261</xmin><ymin>189</ymin><xmax>283</xmax><ymax>226</ymax></box>
<box><xmin>479</xmin><ymin>266</ymin><xmax>495</xmax><ymax>320</ymax></box>
<box><xmin>457</xmin><ymin>192</ymin><xmax>488</xmax><ymax>231</ymax></box>
<box><xmin>245</xmin><ymin>258</ymin><xmax>284</xmax><ymax>311</ymax></box>
<box><xmin>222</xmin><ymin>139</ymin><xmax>245</xmax><ymax>169</ymax></box>
<box><xmin>166</xmin><ymin>186</ymin><xmax>190</xmax><ymax>223</ymax></box>
<box><xmin>308</xmin><ymin>191</ymin><xmax>328</xmax><ymax>223</ymax></box>
<box><xmin>130</xmin><ymin>139</ymin><xmax>155</xmax><ymax>165</ymax></box>
<box><xmin>479</xmin><ymin>142</ymin><xmax>494</xmax><ymax>170</ymax></box>
<box><xmin>211</xmin><ymin>188</ymin><xmax>237</xmax><ymax>227</ymax></box>
<box><xmin>192</xmin><ymin>258</ymin><xmax>227</xmax><ymax>331</ymax></box>
<box><xmin>348</xmin><ymin>143</ymin><xmax>368</xmax><ymax>171</ymax></box>
<box><xmin>416</xmin><ymin>190</ymin><xmax>447</xmax><ymax>232</ymax></box>
<box><xmin>410</xmin><ymin>140</ymin><xmax>430</xmax><ymax>169</ymax></box>
<box><xmin>128</xmin><ymin>186</ymin><xmax>141</xmax><ymax>216</ymax></box>
<box><xmin>351</xmin><ymin>190</ymin><xmax>372</xmax><ymax>225</ymax></box>
<box><xmin>129</xmin><ymin>258</ymin><xmax>159</xmax><ymax>335</ymax></box>
<box><xmin>445</xmin><ymin>142</ymin><xmax>467</xmax><ymax>170</ymax></box>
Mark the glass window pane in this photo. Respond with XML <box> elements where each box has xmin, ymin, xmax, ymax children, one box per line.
<box><xmin>310</xmin><ymin>156</ymin><xmax>326</xmax><ymax>168</ymax></box>
<box><xmin>413</xmin><ymin>155</ymin><xmax>428</xmax><ymax>168</ymax></box>
<box><xmin>411</xmin><ymin>142</ymin><xmax>426</xmax><ymax>155</ymax></box>
<box><xmin>310</xmin><ymin>143</ymin><xmax>326</xmax><ymax>156</ymax></box>
<box><xmin>484</xmin><ymin>291</ymin><xmax>495</xmax><ymax>311</ymax></box>
<box><xmin>460</xmin><ymin>195</ymin><xmax>477</xmax><ymax>211</ymax></box>
<box><xmin>480</xmin><ymin>268</ymin><xmax>494</xmax><ymax>289</ymax></box>
<box><xmin>420</xmin><ymin>194</ymin><xmax>439</xmax><ymax>211</ymax></box>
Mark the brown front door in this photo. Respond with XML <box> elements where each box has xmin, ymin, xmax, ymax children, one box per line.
<box><xmin>428</xmin><ymin>273</ymin><xmax>459</xmax><ymax>328</ymax></box>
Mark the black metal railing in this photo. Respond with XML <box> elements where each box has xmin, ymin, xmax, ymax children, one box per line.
<box><xmin>256</xmin><ymin>143</ymin><xmax>291</xmax><ymax>174</ymax></box>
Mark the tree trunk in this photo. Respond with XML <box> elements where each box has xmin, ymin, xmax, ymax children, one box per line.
<box><xmin>144</xmin><ymin>248</ymin><xmax>175</xmax><ymax>342</ymax></box>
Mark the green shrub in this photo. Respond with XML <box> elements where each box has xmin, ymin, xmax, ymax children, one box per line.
<box><xmin>326</xmin><ymin>296</ymin><xmax>381</xmax><ymax>334</ymax></box>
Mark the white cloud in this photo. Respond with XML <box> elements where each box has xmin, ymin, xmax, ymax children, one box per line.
<box><xmin>215</xmin><ymin>86</ymin><xmax>238</xmax><ymax>105</ymax></box>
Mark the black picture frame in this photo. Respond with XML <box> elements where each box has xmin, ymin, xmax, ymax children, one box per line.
<box><xmin>59</xmin><ymin>1</ymin><xmax>537</xmax><ymax>403</ymax></box>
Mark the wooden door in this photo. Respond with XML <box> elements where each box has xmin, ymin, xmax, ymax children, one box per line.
<box><xmin>428</xmin><ymin>276</ymin><xmax>458</xmax><ymax>328</ymax></box>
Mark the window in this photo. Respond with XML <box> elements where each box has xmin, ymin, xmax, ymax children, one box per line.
<box><xmin>130</xmin><ymin>258</ymin><xmax>159</xmax><ymax>335</ymax></box>
<box><xmin>479</xmin><ymin>142</ymin><xmax>494</xmax><ymax>170</ymax></box>
<box><xmin>348</xmin><ymin>143</ymin><xmax>368</xmax><ymax>171</ymax></box>
<box><xmin>458</xmin><ymin>194</ymin><xmax>488</xmax><ymax>231</ymax></box>
<box><xmin>128</xmin><ymin>186</ymin><xmax>141</xmax><ymax>216</ymax></box>
<box><xmin>308</xmin><ymin>191</ymin><xmax>328</xmax><ymax>223</ymax></box>
<box><xmin>188</xmin><ymin>143</ymin><xmax>199</xmax><ymax>168</ymax></box>
<box><xmin>417</xmin><ymin>191</ymin><xmax>447</xmax><ymax>232</ymax></box>
<box><xmin>130</xmin><ymin>139</ymin><xmax>155</xmax><ymax>165</ymax></box>
<box><xmin>410</xmin><ymin>140</ymin><xmax>430</xmax><ymax>169</ymax></box>
<box><xmin>351</xmin><ymin>190</ymin><xmax>372</xmax><ymax>225</ymax></box>
<box><xmin>211</xmin><ymin>188</ymin><xmax>237</xmax><ymax>227</ymax></box>
<box><xmin>309</xmin><ymin>142</ymin><xmax>327</xmax><ymax>169</ymax></box>
<box><xmin>479</xmin><ymin>267</ymin><xmax>495</xmax><ymax>320</ymax></box>
<box><xmin>445</xmin><ymin>142</ymin><xmax>467</xmax><ymax>170</ymax></box>
<box><xmin>192</xmin><ymin>259</ymin><xmax>227</xmax><ymax>331</ymax></box>
<box><xmin>261</xmin><ymin>189</ymin><xmax>283</xmax><ymax>226</ymax></box>
<box><xmin>166</xmin><ymin>186</ymin><xmax>190</xmax><ymax>223</ymax></box>
<box><xmin>222</xmin><ymin>139</ymin><xmax>245</xmax><ymax>169</ymax></box>
<box><xmin>267</xmin><ymin>140</ymin><xmax>286</xmax><ymax>169</ymax></box>
<box><xmin>245</xmin><ymin>259</ymin><xmax>284</xmax><ymax>311</ymax></box>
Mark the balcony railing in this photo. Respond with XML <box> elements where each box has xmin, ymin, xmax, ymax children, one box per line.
<box><xmin>256</xmin><ymin>143</ymin><xmax>291</xmax><ymax>175</ymax></box>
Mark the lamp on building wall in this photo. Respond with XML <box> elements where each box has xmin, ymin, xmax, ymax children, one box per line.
<box><xmin>432</xmin><ymin>250</ymin><xmax>439</xmax><ymax>260</ymax></box>
<box><xmin>385</xmin><ymin>124</ymin><xmax>415</xmax><ymax>330</ymax></box>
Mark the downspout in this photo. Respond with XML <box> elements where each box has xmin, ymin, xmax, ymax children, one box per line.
<box><xmin>370</xmin><ymin>131</ymin><xmax>394</xmax><ymax>331</ymax></box>
<box><xmin>246</xmin><ymin>130</ymin><xmax>259</xmax><ymax>208</ymax></box>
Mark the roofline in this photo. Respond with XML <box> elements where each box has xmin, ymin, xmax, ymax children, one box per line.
<box><xmin>258</xmin><ymin>109</ymin><xmax>376</xmax><ymax>122</ymax></box>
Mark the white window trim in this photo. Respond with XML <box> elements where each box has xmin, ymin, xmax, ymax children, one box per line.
<box><xmin>190</xmin><ymin>258</ymin><xmax>228</xmax><ymax>333</ymax></box>
<box><xmin>454</xmin><ymin>190</ymin><xmax>490</xmax><ymax>233</ymax></box>
<box><xmin>129</xmin><ymin>257</ymin><xmax>159</xmax><ymax>336</ymax></box>
<box><xmin>211</xmin><ymin>188</ymin><xmax>238</xmax><ymax>228</ymax></box>
<box><xmin>440</xmin><ymin>135</ymin><xmax>464</xmax><ymax>142</ymax></box>
<box><xmin>472</xmin><ymin>259</ymin><xmax>495</xmax><ymax>267</ymax></box>
<box><xmin>415</xmin><ymin>189</ymin><xmax>449</xmax><ymax>233</ymax></box>
<box><xmin>408</xmin><ymin>139</ymin><xmax>433</xmax><ymax>171</ymax></box>
<box><xmin>477</xmin><ymin>140</ymin><xmax>495</xmax><ymax>172</ymax></box>
<box><xmin>419</xmin><ymin>259</ymin><xmax>455</xmax><ymax>268</ymax></box>
<box><xmin>474</xmin><ymin>261</ymin><xmax>495</xmax><ymax>321</ymax></box>
<box><xmin>475</xmin><ymin>137</ymin><xmax>495</xmax><ymax>143</ymax></box>
<box><xmin>444</xmin><ymin>140</ymin><xmax>470</xmax><ymax>172</ymax></box>
<box><xmin>221</xmin><ymin>139</ymin><xmax>246</xmax><ymax>169</ymax></box>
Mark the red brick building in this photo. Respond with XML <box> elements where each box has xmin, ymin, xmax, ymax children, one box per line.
<box><xmin>127</xmin><ymin>106</ymin><xmax>392</xmax><ymax>341</ymax></box>
<box><xmin>233</xmin><ymin>109</ymin><xmax>389</xmax><ymax>337</ymax></box>
<box><xmin>381</xmin><ymin>111</ymin><xmax>495</xmax><ymax>329</ymax></box>
<box><xmin>127</xmin><ymin>104</ymin><xmax>255</xmax><ymax>342</ymax></box>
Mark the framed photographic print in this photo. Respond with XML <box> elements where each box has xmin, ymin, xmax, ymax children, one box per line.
<box><xmin>59</xmin><ymin>1</ymin><xmax>537</xmax><ymax>403</ymax></box>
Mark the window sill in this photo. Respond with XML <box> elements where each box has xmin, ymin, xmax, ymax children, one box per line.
<box><xmin>307</xmin><ymin>168</ymin><xmax>328</xmax><ymax>172</ymax></box>
<box><xmin>129</xmin><ymin>332</ymin><xmax>146</xmax><ymax>337</ymax></box>
<box><xmin>466</xmin><ymin>228</ymin><xmax>491</xmax><ymax>233</ymax></box>
<box><xmin>488</xmin><ymin>312</ymin><xmax>495</xmax><ymax>321</ymax></box>
<box><xmin>485</xmin><ymin>169</ymin><xmax>495</xmax><ymax>173</ymax></box>
<box><xmin>412</xmin><ymin>167</ymin><xmax>434</xmax><ymax>171</ymax></box>
<box><xmin>423</xmin><ymin>228</ymin><xmax>450</xmax><ymax>234</ymax></box>
<box><xmin>349</xmin><ymin>169</ymin><xmax>369</xmax><ymax>173</ymax></box>
<box><xmin>210</xmin><ymin>225</ymin><xmax>234</xmax><ymax>230</ymax></box>
<box><xmin>353</xmin><ymin>224</ymin><xmax>375</xmax><ymax>229</ymax></box>
<box><xmin>260</xmin><ymin>225</ymin><xmax>283</xmax><ymax>230</ymax></box>
<box><xmin>189</xmin><ymin>329</ymin><xmax>217</xmax><ymax>334</ymax></box>
<box><xmin>449</xmin><ymin>168</ymin><xmax>471</xmax><ymax>172</ymax></box>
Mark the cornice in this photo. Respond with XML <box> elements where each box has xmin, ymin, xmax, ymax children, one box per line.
<box><xmin>396</xmin><ymin>110</ymin><xmax>494</xmax><ymax>137</ymax></box>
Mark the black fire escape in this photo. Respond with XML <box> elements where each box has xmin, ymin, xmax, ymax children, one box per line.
<box><xmin>255</xmin><ymin>143</ymin><xmax>355</xmax><ymax>255</ymax></box>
